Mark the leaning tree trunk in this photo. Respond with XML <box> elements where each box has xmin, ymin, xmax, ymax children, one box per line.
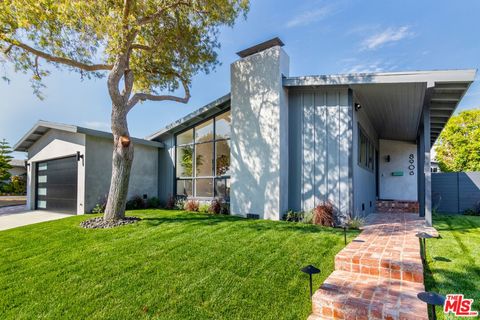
<box><xmin>103</xmin><ymin>107</ymin><xmax>134</xmax><ymax>221</ymax></box>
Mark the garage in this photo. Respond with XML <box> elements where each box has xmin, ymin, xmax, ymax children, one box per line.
<box><xmin>36</xmin><ymin>156</ymin><xmax>78</xmax><ymax>214</ymax></box>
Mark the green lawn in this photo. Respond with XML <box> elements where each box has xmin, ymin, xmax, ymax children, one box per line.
<box><xmin>0</xmin><ymin>210</ymin><xmax>357</xmax><ymax>319</ymax></box>
<box><xmin>425</xmin><ymin>214</ymin><xmax>480</xmax><ymax>319</ymax></box>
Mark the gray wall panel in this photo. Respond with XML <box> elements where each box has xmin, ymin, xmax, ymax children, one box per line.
<box><xmin>432</xmin><ymin>172</ymin><xmax>480</xmax><ymax>214</ymax></box>
<box><xmin>288</xmin><ymin>87</ymin><xmax>352</xmax><ymax>221</ymax></box>
<box><xmin>459</xmin><ymin>172</ymin><xmax>480</xmax><ymax>212</ymax></box>
<box><xmin>352</xmin><ymin>94</ymin><xmax>378</xmax><ymax>217</ymax></box>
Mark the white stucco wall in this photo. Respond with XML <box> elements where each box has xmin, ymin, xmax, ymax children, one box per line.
<box><xmin>27</xmin><ymin>129</ymin><xmax>86</xmax><ymax>214</ymax></box>
<box><xmin>84</xmin><ymin>135</ymin><xmax>159</xmax><ymax>212</ymax></box>
<box><xmin>379</xmin><ymin>139</ymin><xmax>418</xmax><ymax>201</ymax></box>
<box><xmin>230</xmin><ymin>45</ymin><xmax>289</xmax><ymax>220</ymax></box>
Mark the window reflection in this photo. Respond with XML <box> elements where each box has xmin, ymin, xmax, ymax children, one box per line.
<box><xmin>215</xmin><ymin>111</ymin><xmax>231</xmax><ymax>139</ymax></box>
<box><xmin>195</xmin><ymin>142</ymin><xmax>213</xmax><ymax>177</ymax></box>
<box><xmin>175</xmin><ymin>109</ymin><xmax>231</xmax><ymax>200</ymax></box>
<box><xmin>216</xmin><ymin>140</ymin><xmax>230</xmax><ymax>176</ymax></box>
<box><xmin>195</xmin><ymin>119</ymin><xmax>214</xmax><ymax>143</ymax></box>
<box><xmin>177</xmin><ymin>129</ymin><xmax>193</xmax><ymax>145</ymax></box>
<box><xmin>176</xmin><ymin>145</ymin><xmax>194</xmax><ymax>177</ymax></box>
<box><xmin>176</xmin><ymin>180</ymin><xmax>193</xmax><ymax>197</ymax></box>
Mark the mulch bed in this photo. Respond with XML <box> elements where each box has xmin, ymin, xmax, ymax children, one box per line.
<box><xmin>80</xmin><ymin>216</ymin><xmax>141</xmax><ymax>229</ymax></box>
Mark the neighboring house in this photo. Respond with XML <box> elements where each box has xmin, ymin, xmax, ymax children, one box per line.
<box><xmin>13</xmin><ymin>38</ymin><xmax>475</xmax><ymax>226</ymax></box>
<box><xmin>8</xmin><ymin>159</ymin><xmax>27</xmax><ymax>178</ymax></box>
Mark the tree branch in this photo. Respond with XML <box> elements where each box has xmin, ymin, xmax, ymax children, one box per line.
<box><xmin>126</xmin><ymin>76</ymin><xmax>190</xmax><ymax>111</ymax></box>
<box><xmin>2</xmin><ymin>38</ymin><xmax>112</xmax><ymax>71</ymax></box>
<box><xmin>131</xmin><ymin>44</ymin><xmax>152</xmax><ymax>51</ymax></box>
<box><xmin>3</xmin><ymin>44</ymin><xmax>13</xmax><ymax>55</ymax></box>
<box><xmin>136</xmin><ymin>0</ymin><xmax>191</xmax><ymax>26</ymax></box>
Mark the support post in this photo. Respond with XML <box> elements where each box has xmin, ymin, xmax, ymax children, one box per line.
<box><xmin>423</xmin><ymin>102</ymin><xmax>432</xmax><ymax>226</ymax></box>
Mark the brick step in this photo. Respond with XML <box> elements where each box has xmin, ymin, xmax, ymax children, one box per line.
<box><xmin>335</xmin><ymin>249</ymin><xmax>423</xmax><ymax>283</ymax></box>
<box><xmin>376</xmin><ymin>200</ymin><xmax>419</xmax><ymax>213</ymax></box>
<box><xmin>310</xmin><ymin>270</ymin><xmax>428</xmax><ymax>320</ymax></box>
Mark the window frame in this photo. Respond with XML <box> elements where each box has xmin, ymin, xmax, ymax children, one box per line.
<box><xmin>174</xmin><ymin>109</ymin><xmax>231</xmax><ymax>200</ymax></box>
<box><xmin>357</xmin><ymin>124</ymin><xmax>376</xmax><ymax>172</ymax></box>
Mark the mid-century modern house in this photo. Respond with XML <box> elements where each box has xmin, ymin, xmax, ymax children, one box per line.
<box><xmin>14</xmin><ymin>38</ymin><xmax>475</xmax><ymax>226</ymax></box>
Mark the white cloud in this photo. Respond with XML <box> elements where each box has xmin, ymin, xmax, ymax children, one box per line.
<box><xmin>83</xmin><ymin>121</ymin><xmax>110</xmax><ymax>132</ymax></box>
<box><xmin>341</xmin><ymin>59</ymin><xmax>399</xmax><ymax>74</ymax></box>
<box><xmin>286</xmin><ymin>4</ymin><xmax>336</xmax><ymax>28</ymax></box>
<box><xmin>361</xmin><ymin>26</ymin><xmax>412</xmax><ymax>50</ymax></box>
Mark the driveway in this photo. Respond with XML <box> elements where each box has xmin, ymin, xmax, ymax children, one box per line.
<box><xmin>0</xmin><ymin>207</ymin><xmax>72</xmax><ymax>231</ymax></box>
<box><xmin>0</xmin><ymin>195</ymin><xmax>27</xmax><ymax>208</ymax></box>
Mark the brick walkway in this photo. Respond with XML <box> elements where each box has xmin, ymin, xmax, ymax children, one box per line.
<box><xmin>308</xmin><ymin>213</ymin><xmax>438</xmax><ymax>320</ymax></box>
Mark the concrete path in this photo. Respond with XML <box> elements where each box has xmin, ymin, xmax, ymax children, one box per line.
<box><xmin>0</xmin><ymin>208</ymin><xmax>72</xmax><ymax>231</ymax></box>
<box><xmin>308</xmin><ymin>213</ymin><xmax>438</xmax><ymax>320</ymax></box>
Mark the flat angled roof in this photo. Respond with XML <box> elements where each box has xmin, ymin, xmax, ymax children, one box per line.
<box><xmin>283</xmin><ymin>69</ymin><xmax>476</xmax><ymax>86</ymax></box>
<box><xmin>14</xmin><ymin>120</ymin><xmax>163</xmax><ymax>152</ymax></box>
<box><xmin>146</xmin><ymin>93</ymin><xmax>230</xmax><ymax>141</ymax></box>
<box><xmin>285</xmin><ymin>69</ymin><xmax>476</xmax><ymax>144</ymax></box>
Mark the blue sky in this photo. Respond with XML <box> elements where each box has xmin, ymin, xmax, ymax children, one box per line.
<box><xmin>1</xmin><ymin>0</ymin><xmax>479</xmax><ymax>159</ymax></box>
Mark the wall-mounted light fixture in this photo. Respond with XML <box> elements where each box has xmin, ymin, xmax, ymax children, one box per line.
<box><xmin>354</xmin><ymin>103</ymin><xmax>362</xmax><ymax>111</ymax></box>
<box><xmin>76</xmin><ymin>151</ymin><xmax>84</xmax><ymax>162</ymax></box>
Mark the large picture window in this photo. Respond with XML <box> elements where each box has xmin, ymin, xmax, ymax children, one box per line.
<box><xmin>176</xmin><ymin>110</ymin><xmax>231</xmax><ymax>200</ymax></box>
<box><xmin>358</xmin><ymin>125</ymin><xmax>375</xmax><ymax>172</ymax></box>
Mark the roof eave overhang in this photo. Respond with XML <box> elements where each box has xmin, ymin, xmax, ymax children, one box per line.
<box><xmin>14</xmin><ymin>121</ymin><xmax>163</xmax><ymax>152</ymax></box>
<box><xmin>146</xmin><ymin>93</ymin><xmax>231</xmax><ymax>141</ymax></box>
<box><xmin>283</xmin><ymin>69</ymin><xmax>476</xmax><ymax>87</ymax></box>
<box><xmin>284</xmin><ymin>69</ymin><xmax>476</xmax><ymax>145</ymax></box>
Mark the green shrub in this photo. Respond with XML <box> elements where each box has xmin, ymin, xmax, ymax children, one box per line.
<box><xmin>346</xmin><ymin>216</ymin><xmax>365</xmax><ymax>229</ymax></box>
<box><xmin>174</xmin><ymin>198</ymin><xmax>185</xmax><ymax>210</ymax></box>
<box><xmin>146</xmin><ymin>197</ymin><xmax>160</xmax><ymax>208</ymax></box>
<box><xmin>302</xmin><ymin>211</ymin><xmax>314</xmax><ymax>224</ymax></box>
<box><xmin>1</xmin><ymin>182</ymin><xmax>13</xmax><ymax>193</ymax></box>
<box><xmin>284</xmin><ymin>210</ymin><xmax>303</xmax><ymax>222</ymax></box>
<box><xmin>199</xmin><ymin>203</ymin><xmax>210</xmax><ymax>213</ymax></box>
<box><xmin>11</xmin><ymin>176</ymin><xmax>26</xmax><ymax>194</ymax></box>
<box><xmin>220</xmin><ymin>203</ymin><xmax>230</xmax><ymax>215</ymax></box>
<box><xmin>91</xmin><ymin>203</ymin><xmax>105</xmax><ymax>214</ymax></box>
<box><xmin>126</xmin><ymin>195</ymin><xmax>145</xmax><ymax>210</ymax></box>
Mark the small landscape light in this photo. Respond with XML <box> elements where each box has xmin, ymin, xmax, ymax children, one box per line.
<box><xmin>416</xmin><ymin>232</ymin><xmax>434</xmax><ymax>263</ymax></box>
<box><xmin>417</xmin><ymin>291</ymin><xmax>445</xmax><ymax>320</ymax></box>
<box><xmin>343</xmin><ymin>226</ymin><xmax>348</xmax><ymax>245</ymax></box>
<box><xmin>301</xmin><ymin>264</ymin><xmax>320</xmax><ymax>299</ymax></box>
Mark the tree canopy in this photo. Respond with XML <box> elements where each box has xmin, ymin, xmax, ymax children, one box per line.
<box><xmin>0</xmin><ymin>139</ymin><xmax>13</xmax><ymax>181</ymax></box>
<box><xmin>435</xmin><ymin>109</ymin><xmax>480</xmax><ymax>172</ymax></box>
<box><xmin>0</xmin><ymin>0</ymin><xmax>249</xmax><ymax>100</ymax></box>
<box><xmin>0</xmin><ymin>0</ymin><xmax>249</xmax><ymax>220</ymax></box>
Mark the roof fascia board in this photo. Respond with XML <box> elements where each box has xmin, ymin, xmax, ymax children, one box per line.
<box><xmin>283</xmin><ymin>69</ymin><xmax>477</xmax><ymax>87</ymax></box>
